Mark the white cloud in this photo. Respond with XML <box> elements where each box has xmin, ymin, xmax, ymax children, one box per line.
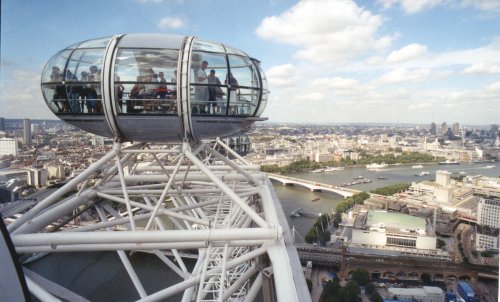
<box><xmin>256</xmin><ymin>0</ymin><xmax>394</xmax><ymax>64</ymax></box>
<box><xmin>311</xmin><ymin>77</ymin><xmax>359</xmax><ymax>90</ymax></box>
<box><xmin>486</xmin><ymin>81</ymin><xmax>500</xmax><ymax>91</ymax></box>
<box><xmin>158</xmin><ymin>16</ymin><xmax>186</xmax><ymax>29</ymax></box>
<box><xmin>377</xmin><ymin>0</ymin><xmax>444</xmax><ymax>14</ymax></box>
<box><xmin>379</xmin><ymin>68</ymin><xmax>431</xmax><ymax>83</ymax></box>
<box><xmin>0</xmin><ymin>65</ymin><xmax>54</xmax><ymax>119</ymax></box>
<box><xmin>266</xmin><ymin>64</ymin><xmax>299</xmax><ymax>87</ymax></box>
<box><xmin>462</xmin><ymin>63</ymin><xmax>500</xmax><ymax>74</ymax></box>
<box><xmin>387</xmin><ymin>44</ymin><xmax>427</xmax><ymax>63</ymax></box>
<box><xmin>461</xmin><ymin>0</ymin><xmax>500</xmax><ymax>12</ymax></box>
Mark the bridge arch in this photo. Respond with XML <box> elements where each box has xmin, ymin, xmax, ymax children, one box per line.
<box><xmin>383</xmin><ymin>271</ymin><xmax>395</xmax><ymax>279</ymax></box>
<box><xmin>267</xmin><ymin>174</ymin><xmax>355</xmax><ymax>198</ymax></box>
<box><xmin>433</xmin><ymin>273</ymin><xmax>444</xmax><ymax>281</ymax></box>
<box><xmin>408</xmin><ymin>272</ymin><xmax>419</xmax><ymax>280</ymax></box>
<box><xmin>372</xmin><ymin>271</ymin><xmax>381</xmax><ymax>279</ymax></box>
<box><xmin>446</xmin><ymin>275</ymin><xmax>457</xmax><ymax>282</ymax></box>
<box><xmin>459</xmin><ymin>275</ymin><xmax>471</xmax><ymax>281</ymax></box>
<box><xmin>396</xmin><ymin>271</ymin><xmax>406</xmax><ymax>279</ymax></box>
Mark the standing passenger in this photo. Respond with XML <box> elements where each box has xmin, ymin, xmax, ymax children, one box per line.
<box><xmin>194</xmin><ymin>61</ymin><xmax>208</xmax><ymax>113</ymax></box>
<box><xmin>207</xmin><ymin>69</ymin><xmax>222</xmax><ymax>114</ymax></box>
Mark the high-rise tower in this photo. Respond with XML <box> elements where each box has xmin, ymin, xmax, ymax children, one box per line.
<box><xmin>430</xmin><ymin>122</ymin><xmax>436</xmax><ymax>135</ymax></box>
<box><xmin>440</xmin><ymin>122</ymin><xmax>447</xmax><ymax>135</ymax></box>
<box><xmin>23</xmin><ymin>118</ymin><xmax>31</xmax><ymax>145</ymax></box>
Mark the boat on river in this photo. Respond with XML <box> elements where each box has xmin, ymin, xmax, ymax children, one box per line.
<box><xmin>438</xmin><ymin>160</ymin><xmax>460</xmax><ymax>165</ymax></box>
<box><xmin>412</xmin><ymin>165</ymin><xmax>423</xmax><ymax>169</ymax></box>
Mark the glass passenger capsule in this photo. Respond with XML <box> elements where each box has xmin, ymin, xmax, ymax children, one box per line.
<box><xmin>41</xmin><ymin>34</ymin><xmax>269</xmax><ymax>142</ymax></box>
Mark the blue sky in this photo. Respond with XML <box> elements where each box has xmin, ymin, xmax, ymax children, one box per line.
<box><xmin>1</xmin><ymin>0</ymin><xmax>499</xmax><ymax>125</ymax></box>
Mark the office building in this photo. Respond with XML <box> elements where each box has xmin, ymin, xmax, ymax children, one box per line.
<box><xmin>0</xmin><ymin>137</ymin><xmax>18</xmax><ymax>156</ymax></box>
<box><xmin>476</xmin><ymin>198</ymin><xmax>500</xmax><ymax>250</ymax></box>
<box><xmin>478</xmin><ymin>198</ymin><xmax>500</xmax><ymax>228</ymax></box>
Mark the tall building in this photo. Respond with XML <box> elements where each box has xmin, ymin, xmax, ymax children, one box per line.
<box><xmin>27</xmin><ymin>168</ymin><xmax>48</xmax><ymax>188</ymax></box>
<box><xmin>440</xmin><ymin>122</ymin><xmax>447</xmax><ymax>135</ymax></box>
<box><xmin>0</xmin><ymin>117</ymin><xmax>5</xmax><ymax>131</ymax></box>
<box><xmin>430</xmin><ymin>122</ymin><xmax>436</xmax><ymax>135</ymax></box>
<box><xmin>476</xmin><ymin>198</ymin><xmax>500</xmax><ymax>250</ymax></box>
<box><xmin>477</xmin><ymin>198</ymin><xmax>500</xmax><ymax>228</ymax></box>
<box><xmin>452</xmin><ymin>122</ymin><xmax>460</xmax><ymax>135</ymax></box>
<box><xmin>23</xmin><ymin>118</ymin><xmax>32</xmax><ymax>145</ymax></box>
<box><xmin>490</xmin><ymin>124</ymin><xmax>499</xmax><ymax>139</ymax></box>
<box><xmin>0</xmin><ymin>137</ymin><xmax>18</xmax><ymax>156</ymax></box>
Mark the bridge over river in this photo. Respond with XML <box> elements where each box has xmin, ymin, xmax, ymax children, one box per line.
<box><xmin>267</xmin><ymin>173</ymin><xmax>361</xmax><ymax>198</ymax></box>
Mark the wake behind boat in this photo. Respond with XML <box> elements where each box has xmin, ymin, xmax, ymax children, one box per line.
<box><xmin>366</xmin><ymin>163</ymin><xmax>388</xmax><ymax>170</ymax></box>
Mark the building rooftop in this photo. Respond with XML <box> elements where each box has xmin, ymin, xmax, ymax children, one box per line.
<box><xmin>366</xmin><ymin>210</ymin><xmax>426</xmax><ymax>230</ymax></box>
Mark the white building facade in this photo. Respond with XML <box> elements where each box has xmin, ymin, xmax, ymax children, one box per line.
<box><xmin>475</xmin><ymin>198</ymin><xmax>500</xmax><ymax>250</ymax></box>
<box><xmin>0</xmin><ymin>137</ymin><xmax>18</xmax><ymax>156</ymax></box>
<box><xmin>388</xmin><ymin>286</ymin><xmax>444</xmax><ymax>302</ymax></box>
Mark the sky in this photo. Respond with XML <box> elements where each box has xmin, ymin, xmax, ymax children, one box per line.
<box><xmin>1</xmin><ymin>0</ymin><xmax>500</xmax><ymax>125</ymax></box>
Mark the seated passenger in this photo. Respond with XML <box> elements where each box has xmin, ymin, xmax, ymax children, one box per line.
<box><xmin>128</xmin><ymin>76</ymin><xmax>145</xmax><ymax>113</ymax></box>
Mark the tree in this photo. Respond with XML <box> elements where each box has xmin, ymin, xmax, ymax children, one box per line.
<box><xmin>351</xmin><ymin>268</ymin><xmax>370</xmax><ymax>286</ymax></box>
<box><xmin>318</xmin><ymin>231</ymin><xmax>331</xmax><ymax>246</ymax></box>
<box><xmin>437</xmin><ymin>239</ymin><xmax>446</xmax><ymax>249</ymax></box>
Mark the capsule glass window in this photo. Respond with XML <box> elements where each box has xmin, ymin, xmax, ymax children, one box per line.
<box><xmin>41</xmin><ymin>50</ymin><xmax>71</xmax><ymax>114</ymax></box>
<box><xmin>114</xmin><ymin>48</ymin><xmax>179</xmax><ymax>114</ymax></box>
<box><xmin>255</xmin><ymin>63</ymin><xmax>268</xmax><ymax>117</ymax></box>
<box><xmin>190</xmin><ymin>51</ymin><xmax>228</xmax><ymax>115</ymax></box>
<box><xmin>227</xmin><ymin>55</ymin><xmax>260</xmax><ymax>116</ymax></box>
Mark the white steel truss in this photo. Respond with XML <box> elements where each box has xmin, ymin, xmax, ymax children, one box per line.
<box><xmin>4</xmin><ymin>140</ymin><xmax>310</xmax><ymax>302</ymax></box>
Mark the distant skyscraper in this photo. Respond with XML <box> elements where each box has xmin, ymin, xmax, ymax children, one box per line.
<box><xmin>0</xmin><ymin>118</ymin><xmax>5</xmax><ymax>132</ymax></box>
<box><xmin>440</xmin><ymin>122</ymin><xmax>447</xmax><ymax>135</ymax></box>
<box><xmin>452</xmin><ymin>122</ymin><xmax>460</xmax><ymax>135</ymax></box>
<box><xmin>23</xmin><ymin>118</ymin><xmax>32</xmax><ymax>145</ymax></box>
<box><xmin>430</xmin><ymin>122</ymin><xmax>436</xmax><ymax>135</ymax></box>
<box><xmin>490</xmin><ymin>124</ymin><xmax>499</xmax><ymax>139</ymax></box>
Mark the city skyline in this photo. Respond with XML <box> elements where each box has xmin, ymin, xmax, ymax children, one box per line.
<box><xmin>1</xmin><ymin>0</ymin><xmax>500</xmax><ymax>124</ymax></box>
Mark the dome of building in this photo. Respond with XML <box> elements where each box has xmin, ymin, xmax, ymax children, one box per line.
<box><xmin>41</xmin><ymin>34</ymin><xmax>269</xmax><ymax>142</ymax></box>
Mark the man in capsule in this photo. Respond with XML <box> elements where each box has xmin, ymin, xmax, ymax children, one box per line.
<box><xmin>194</xmin><ymin>60</ymin><xmax>208</xmax><ymax>113</ymax></box>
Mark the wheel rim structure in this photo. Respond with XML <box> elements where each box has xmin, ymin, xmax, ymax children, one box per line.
<box><xmin>4</xmin><ymin>140</ymin><xmax>310</xmax><ymax>302</ymax></box>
